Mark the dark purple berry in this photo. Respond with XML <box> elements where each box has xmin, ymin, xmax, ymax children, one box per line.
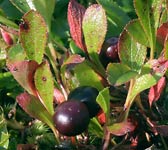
<box><xmin>53</xmin><ymin>101</ymin><xmax>90</xmax><ymax>136</ymax></box>
<box><xmin>100</xmin><ymin>37</ymin><xmax>119</xmax><ymax>67</ymax></box>
<box><xmin>68</xmin><ymin>86</ymin><xmax>100</xmax><ymax>118</ymax></box>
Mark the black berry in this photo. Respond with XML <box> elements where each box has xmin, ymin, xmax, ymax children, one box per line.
<box><xmin>53</xmin><ymin>101</ymin><xmax>90</xmax><ymax>136</ymax></box>
<box><xmin>68</xmin><ymin>86</ymin><xmax>100</xmax><ymax>118</ymax></box>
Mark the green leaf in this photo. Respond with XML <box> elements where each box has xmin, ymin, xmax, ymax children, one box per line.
<box><xmin>73</xmin><ymin>61</ymin><xmax>104</xmax><ymax>91</ymax></box>
<box><xmin>124</xmin><ymin>63</ymin><xmax>163</xmax><ymax>109</ymax></box>
<box><xmin>34</xmin><ymin>61</ymin><xmax>54</xmax><ymax>115</ymax></box>
<box><xmin>97</xmin><ymin>0</ymin><xmax>130</xmax><ymax>35</ymax></box>
<box><xmin>0</xmin><ymin>107</ymin><xmax>9</xmax><ymax>149</ymax></box>
<box><xmin>0</xmin><ymin>14</ymin><xmax>18</xmax><ymax>28</ymax></box>
<box><xmin>0</xmin><ymin>72</ymin><xmax>18</xmax><ymax>89</ymax></box>
<box><xmin>88</xmin><ymin>118</ymin><xmax>103</xmax><ymax>137</ymax></box>
<box><xmin>107</xmin><ymin>63</ymin><xmax>138</xmax><ymax>86</ymax></box>
<box><xmin>164</xmin><ymin>35</ymin><xmax>168</xmax><ymax>59</ymax></box>
<box><xmin>9</xmin><ymin>0</ymin><xmax>30</xmax><ymax>13</ymax></box>
<box><xmin>134</xmin><ymin>0</ymin><xmax>162</xmax><ymax>56</ymax></box>
<box><xmin>82</xmin><ymin>4</ymin><xmax>107</xmax><ymax>54</ymax></box>
<box><xmin>20</xmin><ymin>10</ymin><xmax>47</xmax><ymax>64</ymax></box>
<box><xmin>32</xmin><ymin>0</ymin><xmax>56</xmax><ymax>31</ymax></box>
<box><xmin>119</xmin><ymin>30</ymin><xmax>146</xmax><ymax>72</ymax></box>
<box><xmin>96</xmin><ymin>87</ymin><xmax>111</xmax><ymax>119</ymax></box>
<box><xmin>126</xmin><ymin>19</ymin><xmax>149</xmax><ymax>47</ymax></box>
<box><xmin>7</xmin><ymin>44</ymin><xmax>26</xmax><ymax>64</ymax></box>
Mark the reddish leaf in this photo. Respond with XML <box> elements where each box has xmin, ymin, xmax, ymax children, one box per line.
<box><xmin>0</xmin><ymin>28</ymin><xmax>13</xmax><ymax>45</ymax></box>
<box><xmin>62</xmin><ymin>54</ymin><xmax>85</xmax><ymax>68</ymax></box>
<box><xmin>97</xmin><ymin>110</ymin><xmax>106</xmax><ymax>125</ymax></box>
<box><xmin>16</xmin><ymin>92</ymin><xmax>53</xmax><ymax>126</ymax></box>
<box><xmin>156</xmin><ymin>125</ymin><xmax>168</xmax><ymax>137</ymax></box>
<box><xmin>107</xmin><ymin>121</ymin><xmax>135</xmax><ymax>136</ymax></box>
<box><xmin>68</xmin><ymin>0</ymin><xmax>86</xmax><ymax>51</ymax></box>
<box><xmin>17</xmin><ymin>144</ymin><xmax>37</xmax><ymax>150</ymax></box>
<box><xmin>157</xmin><ymin>22</ymin><xmax>168</xmax><ymax>45</ymax></box>
<box><xmin>148</xmin><ymin>76</ymin><xmax>166</xmax><ymax>107</ymax></box>
<box><xmin>7</xmin><ymin>60</ymin><xmax>39</xmax><ymax>96</ymax></box>
<box><xmin>53</xmin><ymin>88</ymin><xmax>65</xmax><ymax>104</ymax></box>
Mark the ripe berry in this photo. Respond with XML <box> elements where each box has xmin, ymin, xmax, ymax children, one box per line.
<box><xmin>53</xmin><ymin>101</ymin><xmax>90</xmax><ymax>136</ymax></box>
<box><xmin>68</xmin><ymin>86</ymin><xmax>100</xmax><ymax>118</ymax></box>
<box><xmin>100</xmin><ymin>37</ymin><xmax>119</xmax><ymax>67</ymax></box>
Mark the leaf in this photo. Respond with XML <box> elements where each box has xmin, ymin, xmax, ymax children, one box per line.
<box><xmin>69</xmin><ymin>40</ymin><xmax>85</xmax><ymax>56</ymax></box>
<box><xmin>0</xmin><ymin>28</ymin><xmax>13</xmax><ymax>45</ymax></box>
<box><xmin>68</xmin><ymin>0</ymin><xmax>86</xmax><ymax>51</ymax></box>
<box><xmin>134</xmin><ymin>0</ymin><xmax>162</xmax><ymax>53</ymax></box>
<box><xmin>96</xmin><ymin>87</ymin><xmax>111</xmax><ymax>120</ymax></box>
<box><xmin>164</xmin><ymin>35</ymin><xmax>168</xmax><ymax>59</ymax></box>
<box><xmin>107</xmin><ymin>63</ymin><xmax>138</xmax><ymax>86</ymax></box>
<box><xmin>7</xmin><ymin>60</ymin><xmax>39</xmax><ymax>95</ymax></box>
<box><xmin>32</xmin><ymin>0</ymin><xmax>56</xmax><ymax>31</ymax></box>
<box><xmin>7</xmin><ymin>44</ymin><xmax>26</xmax><ymax>64</ymax></box>
<box><xmin>82</xmin><ymin>4</ymin><xmax>107</xmax><ymax>54</ymax></box>
<box><xmin>148</xmin><ymin>76</ymin><xmax>166</xmax><ymax>107</ymax></box>
<box><xmin>16</xmin><ymin>92</ymin><xmax>55</xmax><ymax>130</ymax></box>
<box><xmin>124</xmin><ymin>62</ymin><xmax>164</xmax><ymax>109</ymax></box>
<box><xmin>119</xmin><ymin>29</ymin><xmax>146</xmax><ymax>72</ymax></box>
<box><xmin>9</xmin><ymin>0</ymin><xmax>30</xmax><ymax>13</ymax></box>
<box><xmin>0</xmin><ymin>107</ymin><xmax>9</xmax><ymax>149</ymax></box>
<box><xmin>62</xmin><ymin>54</ymin><xmax>85</xmax><ymax>68</ymax></box>
<box><xmin>125</xmin><ymin>19</ymin><xmax>149</xmax><ymax>47</ymax></box>
<box><xmin>97</xmin><ymin>0</ymin><xmax>130</xmax><ymax>35</ymax></box>
<box><xmin>53</xmin><ymin>88</ymin><xmax>65</xmax><ymax>104</ymax></box>
<box><xmin>0</xmin><ymin>14</ymin><xmax>18</xmax><ymax>28</ymax></box>
<box><xmin>88</xmin><ymin>118</ymin><xmax>103</xmax><ymax>138</ymax></box>
<box><xmin>73</xmin><ymin>61</ymin><xmax>104</xmax><ymax>91</ymax></box>
<box><xmin>157</xmin><ymin>22</ymin><xmax>168</xmax><ymax>45</ymax></box>
<box><xmin>0</xmin><ymin>72</ymin><xmax>18</xmax><ymax>89</ymax></box>
<box><xmin>107</xmin><ymin>121</ymin><xmax>135</xmax><ymax>136</ymax></box>
<box><xmin>20</xmin><ymin>10</ymin><xmax>47</xmax><ymax>64</ymax></box>
<box><xmin>34</xmin><ymin>61</ymin><xmax>54</xmax><ymax>115</ymax></box>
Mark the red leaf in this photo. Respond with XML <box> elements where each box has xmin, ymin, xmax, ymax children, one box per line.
<box><xmin>97</xmin><ymin>110</ymin><xmax>106</xmax><ymax>125</ymax></box>
<box><xmin>157</xmin><ymin>22</ymin><xmax>168</xmax><ymax>45</ymax></box>
<box><xmin>16</xmin><ymin>92</ymin><xmax>53</xmax><ymax>124</ymax></box>
<box><xmin>0</xmin><ymin>28</ymin><xmax>13</xmax><ymax>45</ymax></box>
<box><xmin>53</xmin><ymin>88</ymin><xmax>65</xmax><ymax>104</ymax></box>
<box><xmin>148</xmin><ymin>76</ymin><xmax>166</xmax><ymax>107</ymax></box>
<box><xmin>68</xmin><ymin>0</ymin><xmax>86</xmax><ymax>51</ymax></box>
<box><xmin>107</xmin><ymin>120</ymin><xmax>135</xmax><ymax>136</ymax></box>
<box><xmin>7</xmin><ymin>60</ymin><xmax>39</xmax><ymax>96</ymax></box>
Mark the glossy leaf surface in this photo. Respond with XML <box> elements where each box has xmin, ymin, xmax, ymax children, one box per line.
<box><xmin>107</xmin><ymin>63</ymin><xmax>138</xmax><ymax>86</ymax></box>
<box><xmin>119</xmin><ymin>30</ymin><xmax>146</xmax><ymax>72</ymax></box>
<box><xmin>74</xmin><ymin>61</ymin><xmax>104</xmax><ymax>91</ymax></box>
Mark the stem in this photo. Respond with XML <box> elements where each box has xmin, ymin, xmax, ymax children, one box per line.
<box><xmin>117</xmin><ymin>79</ymin><xmax>135</xmax><ymax>122</ymax></box>
<box><xmin>48</xmin><ymin>42</ymin><xmax>68</xmax><ymax>99</ymax></box>
<box><xmin>50</xmin><ymin>125</ymin><xmax>60</xmax><ymax>145</ymax></box>
<box><xmin>150</xmin><ymin>43</ymin><xmax>154</xmax><ymax>60</ymax></box>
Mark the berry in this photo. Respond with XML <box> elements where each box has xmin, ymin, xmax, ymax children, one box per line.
<box><xmin>99</xmin><ymin>37</ymin><xmax>119</xmax><ymax>67</ymax></box>
<box><xmin>53</xmin><ymin>101</ymin><xmax>90</xmax><ymax>136</ymax></box>
<box><xmin>68</xmin><ymin>86</ymin><xmax>100</xmax><ymax>118</ymax></box>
